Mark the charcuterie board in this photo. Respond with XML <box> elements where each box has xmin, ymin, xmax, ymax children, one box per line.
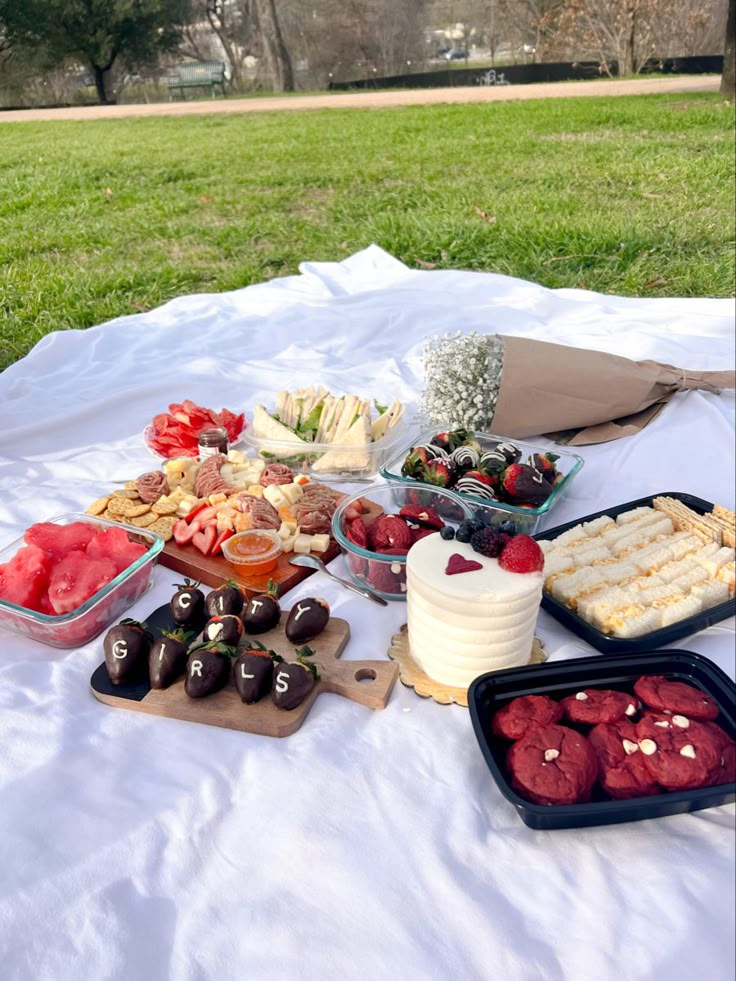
<box><xmin>90</xmin><ymin>603</ymin><xmax>399</xmax><ymax>738</ymax></box>
<box><xmin>158</xmin><ymin>497</ymin><xmax>384</xmax><ymax>599</ymax></box>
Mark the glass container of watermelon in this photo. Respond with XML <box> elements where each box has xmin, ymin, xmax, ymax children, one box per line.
<box><xmin>0</xmin><ymin>513</ymin><xmax>164</xmax><ymax>648</ymax></box>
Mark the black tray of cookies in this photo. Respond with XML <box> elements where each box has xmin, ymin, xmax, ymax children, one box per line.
<box><xmin>535</xmin><ymin>492</ymin><xmax>735</xmax><ymax>654</ymax></box>
<box><xmin>468</xmin><ymin>649</ymin><xmax>736</xmax><ymax>830</ymax></box>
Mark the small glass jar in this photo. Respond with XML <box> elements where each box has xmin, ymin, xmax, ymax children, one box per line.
<box><xmin>198</xmin><ymin>427</ymin><xmax>229</xmax><ymax>459</ymax></box>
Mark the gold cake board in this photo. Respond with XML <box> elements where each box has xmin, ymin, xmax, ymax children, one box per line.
<box><xmin>388</xmin><ymin>624</ymin><xmax>547</xmax><ymax>708</ymax></box>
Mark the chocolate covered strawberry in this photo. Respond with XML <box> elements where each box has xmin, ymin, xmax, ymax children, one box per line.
<box><xmin>401</xmin><ymin>446</ymin><xmax>433</xmax><ymax>478</ymax></box>
<box><xmin>233</xmin><ymin>642</ymin><xmax>282</xmax><ymax>704</ymax></box>
<box><xmin>243</xmin><ymin>580</ymin><xmax>281</xmax><ymax>634</ymax></box>
<box><xmin>204</xmin><ymin>614</ymin><xmax>243</xmax><ymax>646</ymax></box>
<box><xmin>205</xmin><ymin>579</ymin><xmax>245</xmax><ymax>618</ymax></box>
<box><xmin>104</xmin><ymin>618</ymin><xmax>152</xmax><ymax>685</ymax></box>
<box><xmin>170</xmin><ymin>579</ymin><xmax>206</xmax><ymax>627</ymax></box>
<box><xmin>149</xmin><ymin>629</ymin><xmax>193</xmax><ymax>690</ymax></box>
<box><xmin>285</xmin><ymin>597</ymin><xmax>330</xmax><ymax>644</ymax></box>
<box><xmin>272</xmin><ymin>646</ymin><xmax>320</xmax><ymax>710</ymax></box>
<box><xmin>501</xmin><ymin>464</ymin><xmax>553</xmax><ymax>506</ymax></box>
<box><xmin>184</xmin><ymin>642</ymin><xmax>235</xmax><ymax>698</ymax></box>
<box><xmin>529</xmin><ymin>452</ymin><xmax>560</xmax><ymax>484</ymax></box>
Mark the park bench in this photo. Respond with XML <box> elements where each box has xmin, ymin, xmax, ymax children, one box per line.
<box><xmin>167</xmin><ymin>62</ymin><xmax>226</xmax><ymax>100</ymax></box>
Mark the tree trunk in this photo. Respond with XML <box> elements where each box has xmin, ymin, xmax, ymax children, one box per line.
<box><xmin>258</xmin><ymin>0</ymin><xmax>294</xmax><ymax>91</ymax></box>
<box><xmin>721</xmin><ymin>0</ymin><xmax>735</xmax><ymax>99</ymax></box>
<box><xmin>93</xmin><ymin>65</ymin><xmax>109</xmax><ymax>104</ymax></box>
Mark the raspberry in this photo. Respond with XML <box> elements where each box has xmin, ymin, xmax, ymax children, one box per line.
<box><xmin>498</xmin><ymin>535</ymin><xmax>545</xmax><ymax>574</ymax></box>
<box><xmin>470</xmin><ymin>527</ymin><xmax>504</xmax><ymax>558</ymax></box>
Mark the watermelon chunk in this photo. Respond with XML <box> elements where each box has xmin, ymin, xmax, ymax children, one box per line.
<box><xmin>47</xmin><ymin>553</ymin><xmax>118</xmax><ymax>615</ymax></box>
<box><xmin>86</xmin><ymin>527</ymin><xmax>147</xmax><ymax>575</ymax></box>
<box><xmin>24</xmin><ymin>521</ymin><xmax>96</xmax><ymax>560</ymax></box>
<box><xmin>0</xmin><ymin>544</ymin><xmax>53</xmax><ymax>612</ymax></box>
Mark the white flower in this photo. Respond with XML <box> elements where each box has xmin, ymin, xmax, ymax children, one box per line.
<box><xmin>421</xmin><ymin>332</ymin><xmax>504</xmax><ymax>430</ymax></box>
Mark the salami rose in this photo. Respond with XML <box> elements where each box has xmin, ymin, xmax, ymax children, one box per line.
<box><xmin>259</xmin><ymin>463</ymin><xmax>295</xmax><ymax>486</ymax></box>
<box><xmin>299</xmin><ymin>510</ymin><xmax>332</xmax><ymax>536</ymax></box>
<box><xmin>136</xmin><ymin>471</ymin><xmax>170</xmax><ymax>504</ymax></box>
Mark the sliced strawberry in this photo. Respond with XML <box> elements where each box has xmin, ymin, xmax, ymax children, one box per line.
<box><xmin>398</xmin><ymin>504</ymin><xmax>444</xmax><ymax>530</ymax></box>
<box><xmin>173</xmin><ymin>519</ymin><xmax>197</xmax><ymax>546</ymax></box>
<box><xmin>211</xmin><ymin>528</ymin><xmax>234</xmax><ymax>556</ymax></box>
<box><xmin>346</xmin><ymin>517</ymin><xmax>368</xmax><ymax>548</ymax></box>
<box><xmin>185</xmin><ymin>501</ymin><xmax>211</xmax><ymax>524</ymax></box>
<box><xmin>192</xmin><ymin>525</ymin><xmax>217</xmax><ymax>556</ymax></box>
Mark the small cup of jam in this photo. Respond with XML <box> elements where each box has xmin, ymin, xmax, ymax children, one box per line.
<box><xmin>198</xmin><ymin>427</ymin><xmax>229</xmax><ymax>459</ymax></box>
<box><xmin>221</xmin><ymin>529</ymin><xmax>282</xmax><ymax>577</ymax></box>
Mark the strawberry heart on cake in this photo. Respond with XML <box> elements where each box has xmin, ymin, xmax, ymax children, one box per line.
<box><xmin>445</xmin><ymin>553</ymin><xmax>484</xmax><ymax>575</ymax></box>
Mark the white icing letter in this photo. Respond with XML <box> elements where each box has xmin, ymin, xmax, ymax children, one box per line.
<box><xmin>239</xmin><ymin>665</ymin><xmax>255</xmax><ymax>680</ymax></box>
<box><xmin>250</xmin><ymin>599</ymin><xmax>263</xmax><ymax>613</ymax></box>
<box><xmin>294</xmin><ymin>603</ymin><xmax>310</xmax><ymax>621</ymax></box>
<box><xmin>179</xmin><ymin>593</ymin><xmax>192</xmax><ymax>609</ymax></box>
<box><xmin>190</xmin><ymin>660</ymin><xmax>203</xmax><ymax>678</ymax></box>
<box><xmin>112</xmin><ymin>640</ymin><xmax>128</xmax><ymax>660</ymax></box>
<box><xmin>275</xmin><ymin>670</ymin><xmax>289</xmax><ymax>693</ymax></box>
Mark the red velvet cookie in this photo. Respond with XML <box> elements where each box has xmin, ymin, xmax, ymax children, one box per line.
<box><xmin>560</xmin><ymin>688</ymin><xmax>638</xmax><ymax>726</ymax></box>
<box><xmin>633</xmin><ymin>676</ymin><xmax>720</xmax><ymax>721</ymax></box>
<box><xmin>491</xmin><ymin>695</ymin><xmax>563</xmax><ymax>741</ymax></box>
<box><xmin>588</xmin><ymin>720</ymin><xmax>660</xmax><ymax>800</ymax></box>
<box><xmin>635</xmin><ymin>712</ymin><xmax>722</xmax><ymax>790</ymax></box>
<box><xmin>507</xmin><ymin>723</ymin><xmax>599</xmax><ymax>805</ymax></box>
<box><xmin>701</xmin><ymin>721</ymin><xmax>736</xmax><ymax>786</ymax></box>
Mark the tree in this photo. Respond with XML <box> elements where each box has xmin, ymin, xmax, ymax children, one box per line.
<box><xmin>722</xmin><ymin>0</ymin><xmax>735</xmax><ymax>98</ymax></box>
<box><xmin>0</xmin><ymin>0</ymin><xmax>192</xmax><ymax>104</ymax></box>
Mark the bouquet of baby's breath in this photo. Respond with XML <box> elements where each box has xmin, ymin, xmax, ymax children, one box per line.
<box><xmin>421</xmin><ymin>332</ymin><xmax>735</xmax><ymax>445</ymax></box>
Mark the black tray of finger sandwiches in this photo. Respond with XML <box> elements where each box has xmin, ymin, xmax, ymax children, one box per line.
<box><xmin>468</xmin><ymin>649</ymin><xmax>736</xmax><ymax>830</ymax></box>
<box><xmin>535</xmin><ymin>492</ymin><xmax>735</xmax><ymax>654</ymax></box>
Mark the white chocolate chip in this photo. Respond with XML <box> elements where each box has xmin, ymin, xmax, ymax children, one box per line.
<box><xmin>672</xmin><ymin>715</ymin><xmax>690</xmax><ymax>729</ymax></box>
<box><xmin>622</xmin><ymin>739</ymin><xmax>639</xmax><ymax>755</ymax></box>
<box><xmin>390</xmin><ymin>562</ymin><xmax>402</xmax><ymax>574</ymax></box>
<box><xmin>654</xmin><ymin>720</ymin><xmax>670</xmax><ymax>728</ymax></box>
<box><xmin>544</xmin><ymin>749</ymin><xmax>560</xmax><ymax>762</ymax></box>
<box><xmin>679</xmin><ymin>744</ymin><xmax>696</xmax><ymax>759</ymax></box>
<box><xmin>639</xmin><ymin>739</ymin><xmax>657</xmax><ymax>755</ymax></box>
<box><xmin>575</xmin><ymin>692</ymin><xmax>589</xmax><ymax>701</ymax></box>
<box><xmin>625</xmin><ymin>703</ymin><xmax>636</xmax><ymax>717</ymax></box>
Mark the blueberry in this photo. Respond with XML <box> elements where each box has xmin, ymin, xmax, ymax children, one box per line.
<box><xmin>455</xmin><ymin>525</ymin><xmax>473</xmax><ymax>543</ymax></box>
<box><xmin>440</xmin><ymin>526</ymin><xmax>456</xmax><ymax>541</ymax></box>
<box><xmin>499</xmin><ymin>519</ymin><xmax>517</xmax><ymax>536</ymax></box>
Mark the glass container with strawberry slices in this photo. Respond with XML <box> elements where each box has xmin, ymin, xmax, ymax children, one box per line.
<box><xmin>0</xmin><ymin>513</ymin><xmax>163</xmax><ymax>648</ymax></box>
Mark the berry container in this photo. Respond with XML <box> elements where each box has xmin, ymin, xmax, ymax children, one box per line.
<box><xmin>0</xmin><ymin>513</ymin><xmax>164</xmax><ymax>649</ymax></box>
<box><xmin>331</xmin><ymin>484</ymin><xmax>474</xmax><ymax>602</ymax></box>
<box><xmin>468</xmin><ymin>649</ymin><xmax>736</xmax><ymax>830</ymax></box>
<box><xmin>536</xmin><ymin>492</ymin><xmax>736</xmax><ymax>654</ymax></box>
<box><xmin>380</xmin><ymin>427</ymin><xmax>584</xmax><ymax>535</ymax></box>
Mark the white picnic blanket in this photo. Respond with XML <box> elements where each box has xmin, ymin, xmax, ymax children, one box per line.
<box><xmin>0</xmin><ymin>246</ymin><xmax>734</xmax><ymax>981</ymax></box>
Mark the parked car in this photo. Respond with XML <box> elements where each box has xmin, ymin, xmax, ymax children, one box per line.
<box><xmin>444</xmin><ymin>48</ymin><xmax>468</xmax><ymax>61</ymax></box>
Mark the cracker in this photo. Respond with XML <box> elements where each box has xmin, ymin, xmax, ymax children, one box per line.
<box><xmin>713</xmin><ymin>503</ymin><xmax>736</xmax><ymax>524</ymax></box>
<box><xmin>102</xmin><ymin>509</ymin><xmax>123</xmax><ymax>522</ymax></box>
<box><xmin>653</xmin><ymin>497</ymin><xmax>722</xmax><ymax>545</ymax></box>
<box><xmin>107</xmin><ymin>498</ymin><xmax>151</xmax><ymax>518</ymax></box>
<box><xmin>86</xmin><ymin>496</ymin><xmax>110</xmax><ymax>516</ymax></box>
<box><xmin>124</xmin><ymin>480</ymin><xmax>140</xmax><ymax>492</ymax></box>
<box><xmin>148</xmin><ymin>516</ymin><xmax>176</xmax><ymax>540</ymax></box>
<box><xmin>129</xmin><ymin>512</ymin><xmax>158</xmax><ymax>528</ymax></box>
<box><xmin>151</xmin><ymin>496</ymin><xmax>179</xmax><ymax>516</ymax></box>
<box><xmin>112</xmin><ymin>489</ymin><xmax>142</xmax><ymax>500</ymax></box>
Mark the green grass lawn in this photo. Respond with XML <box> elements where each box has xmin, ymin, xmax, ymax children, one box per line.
<box><xmin>1</xmin><ymin>92</ymin><xmax>734</xmax><ymax>372</ymax></box>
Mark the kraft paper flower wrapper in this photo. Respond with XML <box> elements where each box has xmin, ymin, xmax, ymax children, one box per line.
<box><xmin>490</xmin><ymin>336</ymin><xmax>736</xmax><ymax>445</ymax></box>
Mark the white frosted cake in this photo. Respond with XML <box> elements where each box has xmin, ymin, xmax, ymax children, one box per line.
<box><xmin>406</xmin><ymin>536</ymin><xmax>544</xmax><ymax>688</ymax></box>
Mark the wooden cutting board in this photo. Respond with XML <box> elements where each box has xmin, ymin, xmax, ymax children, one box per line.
<box><xmin>90</xmin><ymin>603</ymin><xmax>399</xmax><ymax>738</ymax></box>
<box><xmin>158</xmin><ymin>497</ymin><xmax>383</xmax><ymax>599</ymax></box>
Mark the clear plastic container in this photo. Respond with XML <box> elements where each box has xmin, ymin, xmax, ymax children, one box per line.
<box><xmin>380</xmin><ymin>427</ymin><xmax>584</xmax><ymax>535</ymax></box>
<box><xmin>0</xmin><ymin>513</ymin><xmax>163</xmax><ymax>649</ymax></box>
<box><xmin>221</xmin><ymin>529</ymin><xmax>283</xmax><ymax>577</ymax></box>
<box><xmin>242</xmin><ymin>414</ymin><xmax>411</xmax><ymax>482</ymax></box>
<box><xmin>331</xmin><ymin>484</ymin><xmax>474</xmax><ymax>602</ymax></box>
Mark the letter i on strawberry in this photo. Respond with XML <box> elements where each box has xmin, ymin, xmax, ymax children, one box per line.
<box><xmin>205</xmin><ymin>578</ymin><xmax>245</xmax><ymax>618</ymax></box>
<box><xmin>233</xmin><ymin>642</ymin><xmax>283</xmax><ymax>704</ymax></box>
<box><xmin>149</xmin><ymin>628</ymin><xmax>196</xmax><ymax>690</ymax></box>
<box><xmin>272</xmin><ymin>646</ymin><xmax>320</xmax><ymax>711</ymax></box>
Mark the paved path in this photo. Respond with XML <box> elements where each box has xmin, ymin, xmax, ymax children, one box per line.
<box><xmin>0</xmin><ymin>75</ymin><xmax>720</xmax><ymax>123</ymax></box>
